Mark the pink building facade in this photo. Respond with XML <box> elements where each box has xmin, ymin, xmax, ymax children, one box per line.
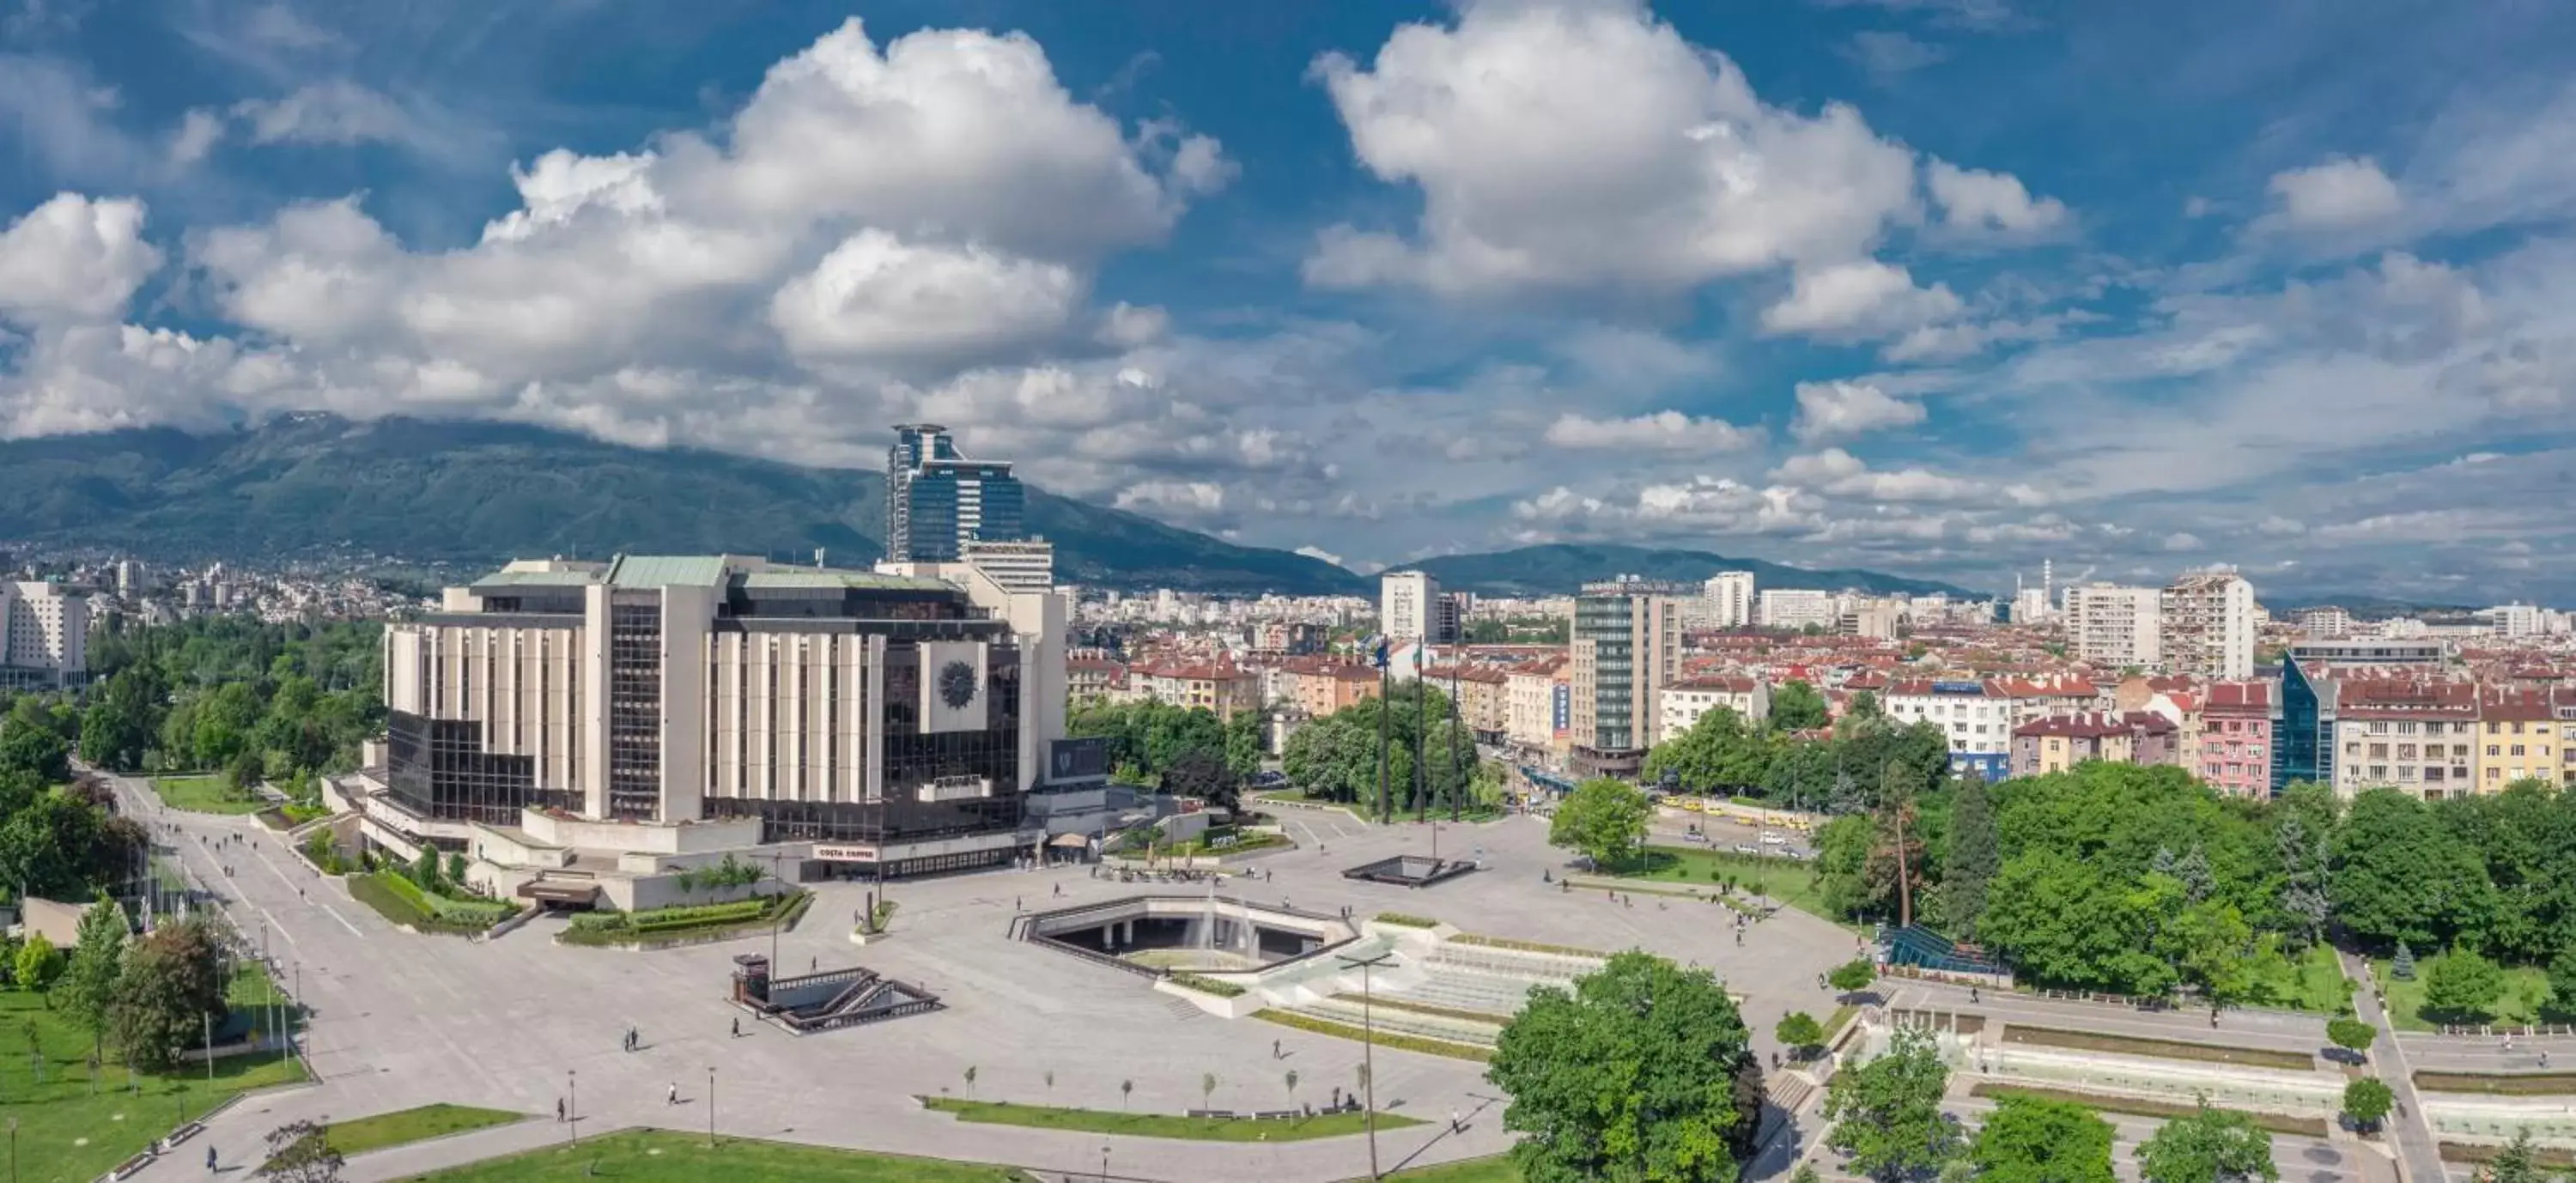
<box><xmin>2198</xmin><ymin>681</ymin><xmax>2274</xmax><ymax>797</ymax></box>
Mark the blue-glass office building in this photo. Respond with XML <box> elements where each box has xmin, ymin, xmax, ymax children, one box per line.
<box><xmin>886</xmin><ymin>424</ymin><xmax>1028</xmax><ymax>562</ymax></box>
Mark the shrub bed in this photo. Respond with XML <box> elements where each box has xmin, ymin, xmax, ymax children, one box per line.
<box><xmin>378</xmin><ymin>871</ymin><xmax>514</xmax><ymax>925</ymax></box>
<box><xmin>348</xmin><ymin>873</ymin><xmax>492</xmax><ymax>936</ymax></box>
<box><xmin>1968</xmin><ymin>1083</ymin><xmax>2328</xmax><ymax>1138</ymax></box>
<box><xmin>1167</xmin><ymin>974</ymin><xmax>1246</xmax><ymax>998</ymax></box>
<box><xmin>1373</xmin><ymin>913</ymin><xmax>1439</xmax><ymax>928</ymax></box>
<box><xmin>2413</xmin><ymin>1071</ymin><xmax>2576</xmax><ymax>1096</ymax></box>
<box><xmin>560</xmin><ymin>892</ymin><xmax>810</xmax><ymax>948</ymax></box>
<box><xmin>2001</xmin><ymin>1024</ymin><xmax>2315</xmax><ymax>1071</ymax></box>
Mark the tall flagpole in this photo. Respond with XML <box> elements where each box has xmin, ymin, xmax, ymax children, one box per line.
<box><xmin>1373</xmin><ymin>638</ymin><xmax>1392</xmax><ymax>825</ymax></box>
<box><xmin>1447</xmin><ymin>661</ymin><xmax>1464</xmax><ymax>823</ymax></box>
<box><xmin>1413</xmin><ymin>645</ymin><xmax>1427</xmax><ymax>824</ymax></box>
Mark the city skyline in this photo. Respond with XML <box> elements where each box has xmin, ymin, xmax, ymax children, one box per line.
<box><xmin>3</xmin><ymin>1</ymin><xmax>2575</xmax><ymax>599</ymax></box>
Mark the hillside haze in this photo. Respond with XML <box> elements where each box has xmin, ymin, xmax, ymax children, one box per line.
<box><xmin>0</xmin><ymin>415</ymin><xmax>1366</xmax><ymax>593</ymax></box>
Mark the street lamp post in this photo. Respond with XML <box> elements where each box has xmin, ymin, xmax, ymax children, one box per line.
<box><xmin>706</xmin><ymin>1066</ymin><xmax>716</xmax><ymax>1148</ymax></box>
<box><xmin>567</xmin><ymin>1070</ymin><xmax>578</xmax><ymax>1147</ymax></box>
<box><xmin>1337</xmin><ymin>950</ymin><xmax>1394</xmax><ymax>1180</ymax></box>
<box><xmin>1101</xmin><ymin>1144</ymin><xmax>1111</xmax><ymax>1183</ymax></box>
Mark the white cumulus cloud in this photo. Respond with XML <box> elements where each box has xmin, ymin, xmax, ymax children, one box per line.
<box><xmin>2264</xmin><ymin>156</ymin><xmax>2403</xmax><ymax>231</ymax></box>
<box><xmin>1790</xmin><ymin>379</ymin><xmax>1927</xmax><ymax>443</ymax></box>
<box><xmin>1542</xmin><ymin>410</ymin><xmax>1762</xmax><ymax>452</ymax></box>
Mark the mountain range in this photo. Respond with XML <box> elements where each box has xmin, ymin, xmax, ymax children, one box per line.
<box><xmin>1400</xmin><ymin>543</ymin><xmax>1981</xmax><ymax>600</ymax></box>
<box><xmin>0</xmin><ymin>415</ymin><xmax>1982</xmax><ymax>598</ymax></box>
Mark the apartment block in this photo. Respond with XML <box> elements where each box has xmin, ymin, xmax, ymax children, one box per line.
<box><xmin>2330</xmin><ymin>681</ymin><xmax>2478</xmax><ymax>800</ymax></box>
<box><xmin>1656</xmin><ymin>675</ymin><xmax>1770</xmax><ymax>737</ymax></box>
<box><xmin>2063</xmin><ymin>583</ymin><xmax>2161</xmax><ymax>670</ymax></box>
<box><xmin>1757</xmin><ymin>588</ymin><xmax>1837</xmax><ymax>632</ymax></box>
<box><xmin>0</xmin><ymin>580</ymin><xmax>88</xmax><ymax>687</ymax></box>
<box><xmin>1381</xmin><ymin>570</ymin><xmax>1442</xmax><ymax>641</ymax></box>
<box><xmin>2160</xmin><ymin>571</ymin><xmax>2257</xmax><ymax>680</ymax></box>
<box><xmin>2473</xmin><ymin>689</ymin><xmax>2562</xmax><ymax>791</ymax></box>
<box><xmin>1885</xmin><ymin>680</ymin><xmax>2014</xmax><ymax>781</ymax></box>
<box><xmin>2010</xmin><ymin>712</ymin><xmax>2181</xmax><ymax>778</ymax></box>
<box><xmin>1704</xmin><ymin>572</ymin><xmax>1755</xmax><ymax>629</ymax></box>
<box><xmin>2197</xmin><ymin>681</ymin><xmax>2274</xmax><ymax>797</ymax></box>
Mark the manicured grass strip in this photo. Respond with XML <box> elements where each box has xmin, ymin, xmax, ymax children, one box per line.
<box><xmin>2413</xmin><ymin>1071</ymin><xmax>2576</xmax><ymax>1096</ymax></box>
<box><xmin>1374</xmin><ymin>913</ymin><xmax>1440</xmax><ymax>928</ymax></box>
<box><xmin>153</xmin><ymin>772</ymin><xmax>269</xmax><ymax>814</ymax></box>
<box><xmin>558</xmin><ymin>892</ymin><xmax>812</xmax><ymax>948</ymax></box>
<box><xmin>2441</xmin><ymin>1140</ymin><xmax>2576</xmax><ymax>1168</ymax></box>
<box><xmin>1968</xmin><ymin>1083</ymin><xmax>2328</xmax><ymax>1138</ymax></box>
<box><xmin>1169</xmin><ymin>973</ymin><xmax>1245</xmax><ymax>998</ymax></box>
<box><xmin>1824</xmin><ymin>1003</ymin><xmax>1860</xmax><ymax>1042</ymax></box>
<box><xmin>394</xmin><ymin>1128</ymin><xmax>1022</xmax><ymax>1181</ymax></box>
<box><xmin>1390</xmin><ymin>1153</ymin><xmax>1523</xmax><ymax>1180</ymax></box>
<box><xmin>1449</xmin><ymin>933</ymin><xmax>1608</xmax><ymax>960</ymax></box>
<box><xmin>1344</xmin><ymin>994</ymin><xmax>1513</xmax><ymax>1025</ymax></box>
<box><xmin>1607</xmin><ymin>846</ymin><xmax>1838</xmax><ymax>925</ymax></box>
<box><xmin>0</xmin><ymin>990</ymin><xmax>309</xmax><ymax>1183</ymax></box>
<box><xmin>1253</xmin><ymin>1010</ymin><xmax>1492</xmax><ymax>1062</ymax></box>
<box><xmin>319</xmin><ymin>1104</ymin><xmax>524</xmax><ymax>1157</ymax></box>
<box><xmin>920</xmin><ymin>1096</ymin><xmax>1422</xmax><ymax>1142</ymax></box>
<box><xmin>2002</xmin><ymin>1024</ymin><xmax>2315</xmax><ymax>1071</ymax></box>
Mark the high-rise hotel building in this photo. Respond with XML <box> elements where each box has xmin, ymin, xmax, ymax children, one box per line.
<box><xmin>380</xmin><ymin>554</ymin><xmax>1066</xmax><ymax>878</ymax></box>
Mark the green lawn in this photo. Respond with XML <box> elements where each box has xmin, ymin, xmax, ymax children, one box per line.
<box><xmin>1390</xmin><ymin>1154</ymin><xmax>1522</xmax><ymax>1180</ymax></box>
<box><xmin>151</xmin><ymin>773</ymin><xmax>268</xmax><ymax>814</ymax></box>
<box><xmin>323</xmin><ymin>1104</ymin><xmax>523</xmax><ymax>1156</ymax></box>
<box><xmin>1610</xmin><ymin>846</ymin><xmax>1838</xmax><ymax>923</ymax></box>
<box><xmin>2241</xmin><ymin>943</ymin><xmax>2354</xmax><ymax>1014</ymax></box>
<box><xmin>2373</xmin><ymin>956</ymin><xmax>2556</xmax><ymax>1032</ymax></box>
<box><xmin>395</xmin><ymin>1129</ymin><xmax>1023</xmax><ymax>1182</ymax></box>
<box><xmin>920</xmin><ymin>1096</ymin><xmax>1423</xmax><ymax>1142</ymax></box>
<box><xmin>0</xmin><ymin>988</ymin><xmax>308</xmax><ymax>1183</ymax></box>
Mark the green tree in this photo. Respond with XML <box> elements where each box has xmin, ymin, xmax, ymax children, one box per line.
<box><xmin>1224</xmin><ymin>707</ymin><xmax>1266</xmax><ymax>784</ymax></box>
<box><xmin>1162</xmin><ymin>748</ymin><xmax>1236</xmax><ymax>808</ymax></box>
<box><xmin>2422</xmin><ymin>948</ymin><xmax>2506</xmax><ymax>1022</ymax></box>
<box><xmin>2340</xmin><ymin>1078</ymin><xmax>2392</xmax><ymax>1132</ymax></box>
<box><xmin>0</xmin><ymin>792</ymin><xmax>113</xmax><ymax>900</ymax></box>
<box><xmin>2325</xmin><ymin>1017</ymin><xmax>2377</xmax><ymax>1063</ymax></box>
<box><xmin>2391</xmin><ymin>943</ymin><xmax>2417</xmax><ymax>981</ymax></box>
<box><xmin>446</xmin><ymin>852</ymin><xmax>468</xmax><ymax>885</ymax></box>
<box><xmin>1941</xmin><ymin>774</ymin><xmax>1998</xmax><ymax>940</ymax></box>
<box><xmin>1970</xmin><ymin>1094</ymin><xmax>2117</xmax><ymax>1183</ymax></box>
<box><xmin>254</xmin><ymin>1118</ymin><xmax>345</xmax><ymax>1183</ymax></box>
<box><xmin>2549</xmin><ymin>949</ymin><xmax>2576</xmax><ymax>1020</ymax></box>
<box><xmin>14</xmin><ymin>931</ymin><xmax>63</xmax><ymax>992</ymax></box>
<box><xmin>228</xmin><ymin>749</ymin><xmax>268</xmax><ymax>798</ymax></box>
<box><xmin>1644</xmin><ymin>707</ymin><xmax>1775</xmax><ymax>795</ymax></box>
<box><xmin>2487</xmin><ymin>1130</ymin><xmax>2545</xmax><ymax>1183</ymax></box>
<box><xmin>1828</xmin><ymin>958</ymin><xmax>1877</xmax><ymax>1003</ymax></box>
<box><xmin>58</xmin><ymin>895</ymin><xmax>128</xmax><ymax>1064</ymax></box>
<box><xmin>1771</xmin><ymin>681</ymin><xmax>1830</xmax><ymax>731</ymax></box>
<box><xmin>1487</xmin><ymin>950</ymin><xmax>1762</xmax><ymax>1182</ymax></box>
<box><xmin>1773</xmin><ymin>1011</ymin><xmax>1825</xmax><ymax>1059</ymax></box>
<box><xmin>2135</xmin><ymin>1100</ymin><xmax>2277</xmax><ymax>1183</ymax></box>
<box><xmin>1548</xmin><ymin>779</ymin><xmax>1651</xmax><ymax>872</ymax></box>
<box><xmin>107</xmin><ymin>919</ymin><xmax>227</xmax><ymax>1069</ymax></box>
<box><xmin>0</xmin><ymin>723</ymin><xmax>70</xmax><ymax>783</ymax></box>
<box><xmin>2165</xmin><ymin>899</ymin><xmax>2254</xmax><ymax>1013</ymax></box>
<box><xmin>1822</xmin><ymin>1027</ymin><xmax>1959</xmax><ymax>1181</ymax></box>
<box><xmin>2330</xmin><ymin>789</ymin><xmax>2494</xmax><ymax>953</ymax></box>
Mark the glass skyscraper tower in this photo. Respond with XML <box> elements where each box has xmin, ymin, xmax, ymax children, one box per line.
<box><xmin>885</xmin><ymin>424</ymin><xmax>1028</xmax><ymax>562</ymax></box>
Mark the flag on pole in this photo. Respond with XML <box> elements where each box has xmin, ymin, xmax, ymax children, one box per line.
<box><xmin>1370</xmin><ymin>636</ymin><xmax>1390</xmax><ymax>670</ymax></box>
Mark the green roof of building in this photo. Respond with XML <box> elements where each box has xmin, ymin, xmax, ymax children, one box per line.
<box><xmin>741</xmin><ymin>570</ymin><xmax>953</xmax><ymax>592</ymax></box>
<box><xmin>606</xmin><ymin>555</ymin><xmax>732</xmax><ymax>588</ymax></box>
<box><xmin>468</xmin><ymin>568</ymin><xmax>606</xmax><ymax>589</ymax></box>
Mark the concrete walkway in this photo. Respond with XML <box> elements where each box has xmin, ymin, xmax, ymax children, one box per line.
<box><xmin>2340</xmin><ymin>949</ymin><xmax>2451</xmax><ymax>1183</ymax></box>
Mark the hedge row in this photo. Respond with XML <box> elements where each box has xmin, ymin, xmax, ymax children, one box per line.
<box><xmin>1169</xmin><ymin>974</ymin><xmax>1246</xmax><ymax>998</ymax></box>
<box><xmin>571</xmin><ymin>896</ymin><xmax>773</xmax><ymax>933</ymax></box>
<box><xmin>378</xmin><ymin>870</ymin><xmax>513</xmax><ymax>923</ymax></box>
<box><xmin>1372</xmin><ymin>913</ymin><xmax>1439</xmax><ymax>929</ymax></box>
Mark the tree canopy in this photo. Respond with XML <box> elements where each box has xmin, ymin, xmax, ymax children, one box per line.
<box><xmin>1549</xmin><ymin>779</ymin><xmax>1652</xmax><ymax>871</ymax></box>
<box><xmin>1487</xmin><ymin>950</ymin><xmax>1762</xmax><ymax>1183</ymax></box>
<box><xmin>1971</xmin><ymin>1094</ymin><xmax>2117</xmax><ymax>1183</ymax></box>
<box><xmin>2135</xmin><ymin>1101</ymin><xmax>2278</xmax><ymax>1183</ymax></box>
<box><xmin>1823</xmin><ymin>1027</ymin><xmax>1960</xmax><ymax>1181</ymax></box>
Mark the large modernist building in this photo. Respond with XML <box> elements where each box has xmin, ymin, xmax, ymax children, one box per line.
<box><xmin>376</xmin><ymin>554</ymin><xmax>1067</xmax><ymax>885</ymax></box>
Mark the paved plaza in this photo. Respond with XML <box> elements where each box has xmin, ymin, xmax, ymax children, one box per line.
<box><xmin>118</xmin><ymin>786</ymin><xmax>1857</xmax><ymax>1181</ymax></box>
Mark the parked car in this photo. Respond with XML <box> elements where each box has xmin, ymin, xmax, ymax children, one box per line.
<box><xmin>1733</xmin><ymin>844</ymin><xmax>1759</xmax><ymax>855</ymax></box>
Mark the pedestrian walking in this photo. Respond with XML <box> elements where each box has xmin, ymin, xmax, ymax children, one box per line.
<box><xmin>810</xmin><ymin>956</ymin><xmax>817</xmax><ymax>973</ymax></box>
<box><xmin>557</xmin><ymin>1097</ymin><xmax>566</xmax><ymax>1122</ymax></box>
<box><xmin>667</xmin><ymin>1082</ymin><xmax>679</xmax><ymax>1105</ymax></box>
<box><xmin>207</xmin><ymin>1146</ymin><xmax>218</xmax><ymax>1172</ymax></box>
<box><xmin>732</xmin><ymin>1016</ymin><xmax>741</xmax><ymax>1038</ymax></box>
<box><xmin>1449</xmin><ymin>1109</ymin><xmax>1461</xmax><ymax>1133</ymax></box>
<box><xmin>1273</xmin><ymin>1039</ymin><xmax>1281</xmax><ymax>1059</ymax></box>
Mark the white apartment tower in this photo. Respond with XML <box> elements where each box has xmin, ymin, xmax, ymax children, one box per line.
<box><xmin>1381</xmin><ymin>570</ymin><xmax>1440</xmax><ymax>641</ymax></box>
<box><xmin>0</xmin><ymin>580</ymin><xmax>89</xmax><ymax>686</ymax></box>
<box><xmin>2160</xmin><ymin>571</ymin><xmax>2257</xmax><ymax>680</ymax></box>
<box><xmin>1704</xmin><ymin>572</ymin><xmax>1755</xmax><ymax>628</ymax></box>
<box><xmin>1757</xmin><ymin>588</ymin><xmax>1838</xmax><ymax>632</ymax></box>
<box><xmin>960</xmin><ymin>537</ymin><xmax>1056</xmax><ymax>593</ymax></box>
<box><xmin>2063</xmin><ymin>583</ymin><xmax>2162</xmax><ymax>670</ymax></box>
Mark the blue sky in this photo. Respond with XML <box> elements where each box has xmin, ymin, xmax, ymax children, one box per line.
<box><xmin>4</xmin><ymin>0</ymin><xmax>2575</xmax><ymax>602</ymax></box>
